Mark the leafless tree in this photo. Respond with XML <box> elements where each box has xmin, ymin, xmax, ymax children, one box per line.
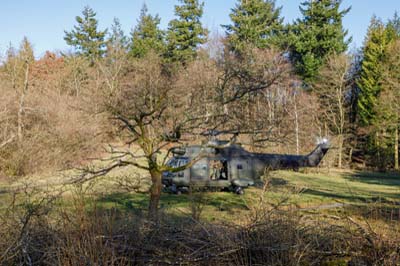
<box><xmin>75</xmin><ymin>47</ymin><xmax>297</xmax><ymax>218</ymax></box>
<box><xmin>313</xmin><ymin>53</ymin><xmax>352</xmax><ymax>168</ymax></box>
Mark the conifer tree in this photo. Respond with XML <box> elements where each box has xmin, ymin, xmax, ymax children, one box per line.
<box><xmin>130</xmin><ymin>4</ymin><xmax>165</xmax><ymax>58</ymax></box>
<box><xmin>372</xmin><ymin>20</ymin><xmax>400</xmax><ymax>170</ymax></box>
<box><xmin>289</xmin><ymin>0</ymin><xmax>351</xmax><ymax>84</ymax></box>
<box><xmin>64</xmin><ymin>6</ymin><xmax>107</xmax><ymax>60</ymax></box>
<box><xmin>222</xmin><ymin>0</ymin><xmax>283</xmax><ymax>52</ymax></box>
<box><xmin>356</xmin><ymin>17</ymin><xmax>391</xmax><ymax>125</ymax></box>
<box><xmin>378</xmin><ymin>40</ymin><xmax>400</xmax><ymax>170</ymax></box>
<box><xmin>108</xmin><ymin>17</ymin><xmax>128</xmax><ymax>54</ymax></box>
<box><xmin>166</xmin><ymin>0</ymin><xmax>208</xmax><ymax>64</ymax></box>
<box><xmin>387</xmin><ymin>12</ymin><xmax>400</xmax><ymax>37</ymax></box>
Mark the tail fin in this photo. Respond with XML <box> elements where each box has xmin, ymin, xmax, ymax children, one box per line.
<box><xmin>306</xmin><ymin>138</ymin><xmax>330</xmax><ymax>167</ymax></box>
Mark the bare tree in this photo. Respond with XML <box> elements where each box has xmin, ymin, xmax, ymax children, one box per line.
<box><xmin>188</xmin><ymin>47</ymin><xmax>295</xmax><ymax>148</ymax></box>
<box><xmin>313</xmin><ymin>53</ymin><xmax>352</xmax><ymax>168</ymax></box>
<box><xmin>77</xmin><ymin>53</ymin><xmax>203</xmax><ymax>218</ymax></box>
<box><xmin>76</xmin><ymin>47</ymin><xmax>297</xmax><ymax>219</ymax></box>
<box><xmin>2</xmin><ymin>38</ymin><xmax>34</xmax><ymax>143</ymax></box>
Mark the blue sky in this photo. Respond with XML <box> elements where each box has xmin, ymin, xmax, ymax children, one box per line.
<box><xmin>1</xmin><ymin>0</ymin><xmax>399</xmax><ymax>57</ymax></box>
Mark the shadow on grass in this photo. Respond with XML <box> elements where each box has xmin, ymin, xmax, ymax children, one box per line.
<box><xmin>303</xmin><ymin>188</ymin><xmax>400</xmax><ymax>204</ymax></box>
<box><xmin>345</xmin><ymin>171</ymin><xmax>400</xmax><ymax>187</ymax></box>
<box><xmin>303</xmin><ymin>188</ymin><xmax>369</xmax><ymax>202</ymax></box>
<box><xmin>95</xmin><ymin>191</ymin><xmax>249</xmax><ymax>214</ymax></box>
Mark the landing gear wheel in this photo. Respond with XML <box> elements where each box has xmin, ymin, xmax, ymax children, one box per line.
<box><xmin>235</xmin><ymin>186</ymin><xmax>244</xmax><ymax>195</ymax></box>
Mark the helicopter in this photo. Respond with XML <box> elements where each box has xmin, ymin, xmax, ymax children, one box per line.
<box><xmin>162</xmin><ymin>138</ymin><xmax>330</xmax><ymax>194</ymax></box>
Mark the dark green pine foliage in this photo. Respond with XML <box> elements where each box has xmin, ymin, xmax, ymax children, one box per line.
<box><xmin>166</xmin><ymin>0</ymin><xmax>208</xmax><ymax>64</ymax></box>
<box><xmin>130</xmin><ymin>4</ymin><xmax>165</xmax><ymax>58</ymax></box>
<box><xmin>64</xmin><ymin>6</ymin><xmax>107</xmax><ymax>60</ymax></box>
<box><xmin>289</xmin><ymin>0</ymin><xmax>351</xmax><ymax>84</ymax></box>
<box><xmin>356</xmin><ymin>17</ymin><xmax>392</xmax><ymax>125</ymax></box>
<box><xmin>222</xmin><ymin>0</ymin><xmax>284</xmax><ymax>52</ymax></box>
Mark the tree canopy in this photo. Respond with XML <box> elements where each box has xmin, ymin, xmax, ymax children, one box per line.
<box><xmin>165</xmin><ymin>0</ymin><xmax>208</xmax><ymax>64</ymax></box>
<box><xmin>223</xmin><ymin>0</ymin><xmax>284</xmax><ymax>52</ymax></box>
<box><xmin>130</xmin><ymin>4</ymin><xmax>165</xmax><ymax>58</ymax></box>
<box><xmin>288</xmin><ymin>0</ymin><xmax>351</xmax><ymax>84</ymax></box>
<box><xmin>64</xmin><ymin>6</ymin><xmax>107</xmax><ymax>61</ymax></box>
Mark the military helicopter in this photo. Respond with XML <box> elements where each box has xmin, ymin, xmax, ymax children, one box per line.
<box><xmin>162</xmin><ymin>138</ymin><xmax>330</xmax><ymax>194</ymax></box>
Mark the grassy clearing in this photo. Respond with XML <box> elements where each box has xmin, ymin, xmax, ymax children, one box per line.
<box><xmin>1</xmin><ymin>168</ymin><xmax>399</xmax><ymax>220</ymax></box>
<box><xmin>80</xmin><ymin>168</ymin><xmax>400</xmax><ymax>223</ymax></box>
<box><xmin>273</xmin><ymin>169</ymin><xmax>400</xmax><ymax>204</ymax></box>
<box><xmin>1</xmin><ymin>168</ymin><xmax>399</xmax><ymax>265</ymax></box>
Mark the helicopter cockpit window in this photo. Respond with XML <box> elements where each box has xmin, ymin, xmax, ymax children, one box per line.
<box><xmin>167</xmin><ymin>158</ymin><xmax>189</xmax><ymax>167</ymax></box>
<box><xmin>167</xmin><ymin>157</ymin><xmax>189</xmax><ymax>177</ymax></box>
<box><xmin>167</xmin><ymin>158</ymin><xmax>178</xmax><ymax>168</ymax></box>
<box><xmin>177</xmin><ymin>158</ymin><xmax>189</xmax><ymax>167</ymax></box>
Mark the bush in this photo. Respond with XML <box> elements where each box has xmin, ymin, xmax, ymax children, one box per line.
<box><xmin>1</xmin><ymin>188</ymin><xmax>399</xmax><ymax>266</ymax></box>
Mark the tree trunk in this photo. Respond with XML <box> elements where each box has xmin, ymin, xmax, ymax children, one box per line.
<box><xmin>395</xmin><ymin>127</ymin><xmax>399</xmax><ymax>170</ymax></box>
<box><xmin>294</xmin><ymin>96</ymin><xmax>300</xmax><ymax>155</ymax></box>
<box><xmin>338</xmin><ymin>134</ymin><xmax>343</xmax><ymax>168</ymax></box>
<box><xmin>17</xmin><ymin>61</ymin><xmax>29</xmax><ymax>142</ymax></box>
<box><xmin>148</xmin><ymin>169</ymin><xmax>162</xmax><ymax>220</ymax></box>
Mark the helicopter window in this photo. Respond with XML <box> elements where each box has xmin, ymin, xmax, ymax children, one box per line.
<box><xmin>167</xmin><ymin>158</ymin><xmax>189</xmax><ymax>168</ymax></box>
<box><xmin>167</xmin><ymin>158</ymin><xmax>178</xmax><ymax>168</ymax></box>
<box><xmin>177</xmin><ymin>158</ymin><xmax>189</xmax><ymax>167</ymax></box>
<box><xmin>237</xmin><ymin>164</ymin><xmax>243</xmax><ymax>170</ymax></box>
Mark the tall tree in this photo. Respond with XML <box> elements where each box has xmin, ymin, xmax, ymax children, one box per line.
<box><xmin>107</xmin><ymin>17</ymin><xmax>128</xmax><ymax>55</ymax></box>
<box><xmin>101</xmin><ymin>18</ymin><xmax>129</xmax><ymax>97</ymax></box>
<box><xmin>2</xmin><ymin>37</ymin><xmax>34</xmax><ymax>142</ymax></box>
<box><xmin>288</xmin><ymin>0</ymin><xmax>351</xmax><ymax>84</ymax></box>
<box><xmin>130</xmin><ymin>4</ymin><xmax>165</xmax><ymax>58</ymax></box>
<box><xmin>165</xmin><ymin>0</ymin><xmax>208</xmax><ymax>64</ymax></box>
<box><xmin>64</xmin><ymin>6</ymin><xmax>107</xmax><ymax>61</ymax></box>
<box><xmin>387</xmin><ymin>12</ymin><xmax>400</xmax><ymax>37</ymax></box>
<box><xmin>222</xmin><ymin>0</ymin><xmax>283</xmax><ymax>52</ymax></box>
<box><xmin>356</xmin><ymin>17</ymin><xmax>391</xmax><ymax>125</ymax></box>
<box><xmin>314</xmin><ymin>53</ymin><xmax>352</xmax><ymax>168</ymax></box>
<box><xmin>377</xmin><ymin>40</ymin><xmax>400</xmax><ymax>170</ymax></box>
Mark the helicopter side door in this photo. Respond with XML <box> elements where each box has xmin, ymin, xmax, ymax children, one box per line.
<box><xmin>207</xmin><ymin>158</ymin><xmax>230</xmax><ymax>188</ymax></box>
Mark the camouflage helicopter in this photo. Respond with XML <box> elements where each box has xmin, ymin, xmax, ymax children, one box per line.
<box><xmin>162</xmin><ymin>138</ymin><xmax>330</xmax><ymax>194</ymax></box>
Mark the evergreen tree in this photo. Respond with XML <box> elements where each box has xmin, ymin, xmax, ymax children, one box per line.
<box><xmin>387</xmin><ymin>12</ymin><xmax>400</xmax><ymax>37</ymax></box>
<box><xmin>108</xmin><ymin>17</ymin><xmax>128</xmax><ymax>54</ymax></box>
<box><xmin>288</xmin><ymin>0</ymin><xmax>351</xmax><ymax>84</ymax></box>
<box><xmin>356</xmin><ymin>17</ymin><xmax>392</xmax><ymax>125</ymax></box>
<box><xmin>375</xmin><ymin>40</ymin><xmax>400</xmax><ymax>170</ymax></box>
<box><xmin>166</xmin><ymin>0</ymin><xmax>208</xmax><ymax>64</ymax></box>
<box><xmin>64</xmin><ymin>6</ymin><xmax>107</xmax><ymax>60</ymax></box>
<box><xmin>222</xmin><ymin>0</ymin><xmax>283</xmax><ymax>52</ymax></box>
<box><xmin>130</xmin><ymin>4</ymin><xmax>165</xmax><ymax>58</ymax></box>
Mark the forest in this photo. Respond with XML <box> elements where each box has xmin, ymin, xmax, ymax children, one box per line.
<box><xmin>0</xmin><ymin>0</ymin><xmax>399</xmax><ymax>265</ymax></box>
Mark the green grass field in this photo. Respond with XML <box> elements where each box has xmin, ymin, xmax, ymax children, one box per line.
<box><xmin>82</xmin><ymin>168</ymin><xmax>400</xmax><ymax>222</ymax></box>
<box><xmin>1</xmin><ymin>168</ymin><xmax>399</xmax><ymax>222</ymax></box>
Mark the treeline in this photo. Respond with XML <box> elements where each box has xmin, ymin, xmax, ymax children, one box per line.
<box><xmin>1</xmin><ymin>0</ymin><xmax>399</xmax><ymax>180</ymax></box>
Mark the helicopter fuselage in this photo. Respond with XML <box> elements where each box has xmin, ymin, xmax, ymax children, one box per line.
<box><xmin>162</xmin><ymin>140</ymin><xmax>330</xmax><ymax>194</ymax></box>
